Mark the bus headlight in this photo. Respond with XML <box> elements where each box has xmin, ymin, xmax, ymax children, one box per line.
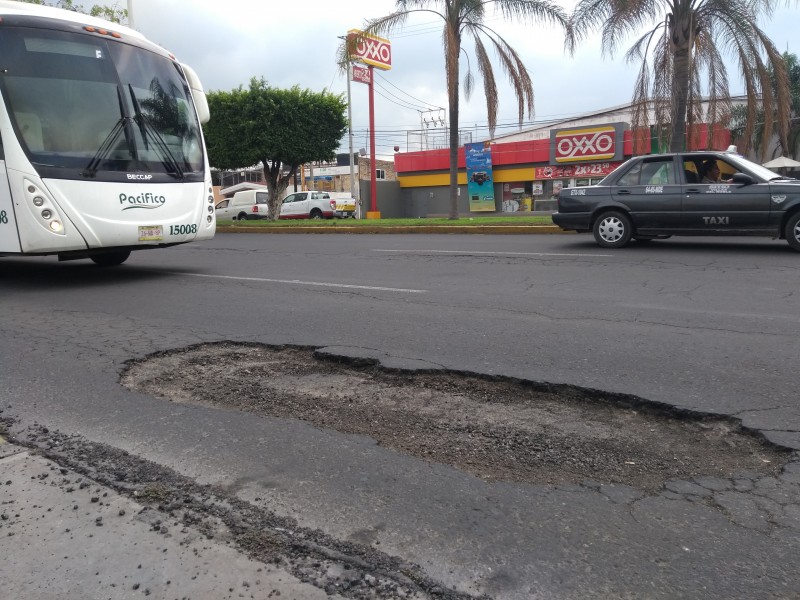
<box><xmin>23</xmin><ymin>178</ymin><xmax>66</xmax><ymax>236</ymax></box>
<box><xmin>207</xmin><ymin>215</ymin><xmax>213</xmax><ymax>223</ymax></box>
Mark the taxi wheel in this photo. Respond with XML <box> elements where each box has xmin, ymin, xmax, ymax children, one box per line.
<box><xmin>785</xmin><ymin>212</ymin><xmax>800</xmax><ymax>251</ymax></box>
<box><xmin>593</xmin><ymin>211</ymin><xmax>632</xmax><ymax>248</ymax></box>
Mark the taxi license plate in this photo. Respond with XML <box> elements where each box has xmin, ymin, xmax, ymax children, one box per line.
<box><xmin>138</xmin><ymin>225</ymin><xmax>163</xmax><ymax>241</ymax></box>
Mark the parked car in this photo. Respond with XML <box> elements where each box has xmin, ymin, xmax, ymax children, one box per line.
<box><xmin>280</xmin><ymin>191</ymin><xmax>337</xmax><ymax>219</ymax></box>
<box><xmin>552</xmin><ymin>149</ymin><xmax>800</xmax><ymax>251</ymax></box>
<box><xmin>216</xmin><ymin>190</ymin><xmax>356</xmax><ymax>221</ymax></box>
<box><xmin>214</xmin><ymin>190</ymin><xmax>269</xmax><ymax>221</ymax></box>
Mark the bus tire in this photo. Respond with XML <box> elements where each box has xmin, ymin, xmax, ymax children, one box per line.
<box><xmin>90</xmin><ymin>251</ymin><xmax>131</xmax><ymax>266</ymax></box>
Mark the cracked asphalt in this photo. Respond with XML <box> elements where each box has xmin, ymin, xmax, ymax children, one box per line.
<box><xmin>2</xmin><ymin>233</ymin><xmax>800</xmax><ymax>599</ymax></box>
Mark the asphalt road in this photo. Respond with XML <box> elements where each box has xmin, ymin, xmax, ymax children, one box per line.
<box><xmin>2</xmin><ymin>231</ymin><xmax>800</xmax><ymax>599</ymax></box>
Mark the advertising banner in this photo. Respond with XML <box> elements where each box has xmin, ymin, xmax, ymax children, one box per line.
<box><xmin>465</xmin><ymin>142</ymin><xmax>495</xmax><ymax>212</ymax></box>
<box><xmin>534</xmin><ymin>161</ymin><xmax>622</xmax><ymax>180</ymax></box>
<box><xmin>352</xmin><ymin>65</ymin><xmax>372</xmax><ymax>84</ymax></box>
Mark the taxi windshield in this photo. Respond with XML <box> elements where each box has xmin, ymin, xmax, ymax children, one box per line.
<box><xmin>726</xmin><ymin>154</ymin><xmax>789</xmax><ymax>182</ymax></box>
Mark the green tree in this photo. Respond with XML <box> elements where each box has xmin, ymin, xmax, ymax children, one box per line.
<box><xmin>204</xmin><ymin>78</ymin><xmax>348</xmax><ymax>220</ymax></box>
<box><xmin>342</xmin><ymin>0</ymin><xmax>567</xmax><ymax>220</ymax></box>
<box><xmin>730</xmin><ymin>52</ymin><xmax>800</xmax><ymax>158</ymax></box>
<box><xmin>567</xmin><ymin>0</ymin><xmax>794</xmax><ymax>156</ymax></box>
<box><xmin>17</xmin><ymin>0</ymin><xmax>128</xmax><ymax>23</ymax></box>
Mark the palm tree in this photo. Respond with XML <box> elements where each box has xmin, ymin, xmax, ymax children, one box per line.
<box><xmin>567</xmin><ymin>0</ymin><xmax>794</xmax><ymax>157</ymax></box>
<box><xmin>729</xmin><ymin>52</ymin><xmax>800</xmax><ymax>158</ymax></box>
<box><xmin>343</xmin><ymin>0</ymin><xmax>567</xmax><ymax>219</ymax></box>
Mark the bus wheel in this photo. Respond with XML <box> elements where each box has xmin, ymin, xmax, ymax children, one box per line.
<box><xmin>90</xmin><ymin>251</ymin><xmax>131</xmax><ymax>266</ymax></box>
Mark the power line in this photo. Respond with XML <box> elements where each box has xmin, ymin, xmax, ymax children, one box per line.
<box><xmin>375</xmin><ymin>72</ymin><xmax>443</xmax><ymax>111</ymax></box>
<box><xmin>373</xmin><ymin>81</ymin><xmax>432</xmax><ymax>112</ymax></box>
<box><xmin>372</xmin><ymin>86</ymin><xmax>427</xmax><ymax>112</ymax></box>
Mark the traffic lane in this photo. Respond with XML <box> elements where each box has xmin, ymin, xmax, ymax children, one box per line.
<box><xmin>2</xmin><ymin>232</ymin><xmax>799</xmax><ymax>444</ymax></box>
<box><xmin>2</xmin><ymin>236</ymin><xmax>800</xmax><ymax>598</ymax></box>
<box><xmin>158</xmin><ymin>233</ymin><xmax>800</xmax><ymax>426</ymax></box>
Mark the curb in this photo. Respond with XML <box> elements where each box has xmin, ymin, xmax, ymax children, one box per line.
<box><xmin>218</xmin><ymin>225</ymin><xmax>566</xmax><ymax>234</ymax></box>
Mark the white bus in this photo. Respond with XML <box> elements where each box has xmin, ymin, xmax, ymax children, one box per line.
<box><xmin>0</xmin><ymin>1</ymin><xmax>215</xmax><ymax>266</ymax></box>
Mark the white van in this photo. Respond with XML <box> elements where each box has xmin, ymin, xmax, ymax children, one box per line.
<box><xmin>214</xmin><ymin>190</ymin><xmax>269</xmax><ymax>221</ymax></box>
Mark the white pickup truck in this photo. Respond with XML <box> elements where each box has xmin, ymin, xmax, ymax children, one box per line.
<box><xmin>328</xmin><ymin>193</ymin><xmax>358</xmax><ymax>218</ymax></box>
<box><xmin>281</xmin><ymin>191</ymin><xmax>356</xmax><ymax>219</ymax></box>
<box><xmin>215</xmin><ymin>189</ymin><xmax>357</xmax><ymax>221</ymax></box>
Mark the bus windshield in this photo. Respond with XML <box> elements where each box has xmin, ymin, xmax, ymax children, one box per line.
<box><xmin>0</xmin><ymin>27</ymin><xmax>204</xmax><ymax>180</ymax></box>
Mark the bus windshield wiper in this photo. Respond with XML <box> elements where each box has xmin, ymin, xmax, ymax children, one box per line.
<box><xmin>128</xmin><ymin>84</ymin><xmax>184</xmax><ymax>180</ymax></box>
<box><xmin>128</xmin><ymin>84</ymin><xmax>150</xmax><ymax>152</ymax></box>
<box><xmin>83</xmin><ymin>87</ymin><xmax>135</xmax><ymax>177</ymax></box>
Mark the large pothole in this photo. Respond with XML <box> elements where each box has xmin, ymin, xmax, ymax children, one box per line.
<box><xmin>122</xmin><ymin>343</ymin><xmax>787</xmax><ymax>493</ymax></box>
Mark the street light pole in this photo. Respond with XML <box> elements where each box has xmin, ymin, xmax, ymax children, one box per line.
<box><xmin>127</xmin><ymin>0</ymin><xmax>134</xmax><ymax>28</ymax></box>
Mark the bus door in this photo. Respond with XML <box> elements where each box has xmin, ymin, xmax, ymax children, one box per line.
<box><xmin>0</xmin><ymin>132</ymin><xmax>22</xmax><ymax>253</ymax></box>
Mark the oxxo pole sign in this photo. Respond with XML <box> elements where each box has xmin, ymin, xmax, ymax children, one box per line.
<box><xmin>347</xmin><ymin>29</ymin><xmax>392</xmax><ymax>70</ymax></box>
<box><xmin>347</xmin><ymin>29</ymin><xmax>391</xmax><ymax>219</ymax></box>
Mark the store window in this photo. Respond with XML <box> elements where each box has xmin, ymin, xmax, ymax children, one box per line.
<box><xmin>575</xmin><ymin>177</ymin><xmax>605</xmax><ymax>187</ymax></box>
<box><xmin>501</xmin><ymin>182</ymin><xmax>534</xmax><ymax>211</ymax></box>
<box><xmin>544</xmin><ymin>179</ymin><xmax>564</xmax><ymax>200</ymax></box>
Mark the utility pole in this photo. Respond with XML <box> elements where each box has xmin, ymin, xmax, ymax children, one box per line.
<box><xmin>127</xmin><ymin>0</ymin><xmax>134</xmax><ymax>28</ymax></box>
<box><xmin>367</xmin><ymin>65</ymin><xmax>378</xmax><ymax>218</ymax></box>
<box><xmin>339</xmin><ymin>35</ymin><xmax>360</xmax><ymax>218</ymax></box>
<box><xmin>346</xmin><ymin>63</ymin><xmax>359</xmax><ymax>217</ymax></box>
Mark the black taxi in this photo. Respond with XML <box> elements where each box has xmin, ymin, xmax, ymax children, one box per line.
<box><xmin>552</xmin><ymin>149</ymin><xmax>800</xmax><ymax>251</ymax></box>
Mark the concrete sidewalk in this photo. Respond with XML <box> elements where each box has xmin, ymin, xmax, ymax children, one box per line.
<box><xmin>0</xmin><ymin>439</ymin><xmax>342</xmax><ymax>600</ymax></box>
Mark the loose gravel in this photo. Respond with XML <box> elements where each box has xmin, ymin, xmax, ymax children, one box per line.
<box><xmin>122</xmin><ymin>342</ymin><xmax>787</xmax><ymax>493</ymax></box>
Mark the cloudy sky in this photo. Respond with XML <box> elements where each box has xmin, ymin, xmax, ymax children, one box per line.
<box><xmin>124</xmin><ymin>0</ymin><xmax>797</xmax><ymax>157</ymax></box>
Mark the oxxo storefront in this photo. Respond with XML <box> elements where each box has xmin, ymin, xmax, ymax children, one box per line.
<box><xmin>394</xmin><ymin>123</ymin><xmax>631</xmax><ymax>215</ymax></box>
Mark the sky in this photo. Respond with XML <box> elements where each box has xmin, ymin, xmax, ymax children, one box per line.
<box><xmin>120</xmin><ymin>0</ymin><xmax>798</xmax><ymax>158</ymax></box>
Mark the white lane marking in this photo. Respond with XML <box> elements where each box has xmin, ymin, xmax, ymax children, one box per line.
<box><xmin>619</xmin><ymin>303</ymin><xmax>800</xmax><ymax>323</ymax></box>
<box><xmin>374</xmin><ymin>249</ymin><xmax>613</xmax><ymax>258</ymax></box>
<box><xmin>169</xmin><ymin>272</ymin><xmax>426</xmax><ymax>293</ymax></box>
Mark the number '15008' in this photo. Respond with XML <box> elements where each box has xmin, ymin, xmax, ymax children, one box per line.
<box><xmin>170</xmin><ymin>224</ymin><xmax>197</xmax><ymax>235</ymax></box>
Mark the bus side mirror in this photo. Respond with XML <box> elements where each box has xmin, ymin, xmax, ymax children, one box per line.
<box><xmin>181</xmin><ymin>64</ymin><xmax>210</xmax><ymax>124</ymax></box>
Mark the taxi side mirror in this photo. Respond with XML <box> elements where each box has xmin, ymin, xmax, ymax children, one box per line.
<box><xmin>731</xmin><ymin>172</ymin><xmax>754</xmax><ymax>185</ymax></box>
